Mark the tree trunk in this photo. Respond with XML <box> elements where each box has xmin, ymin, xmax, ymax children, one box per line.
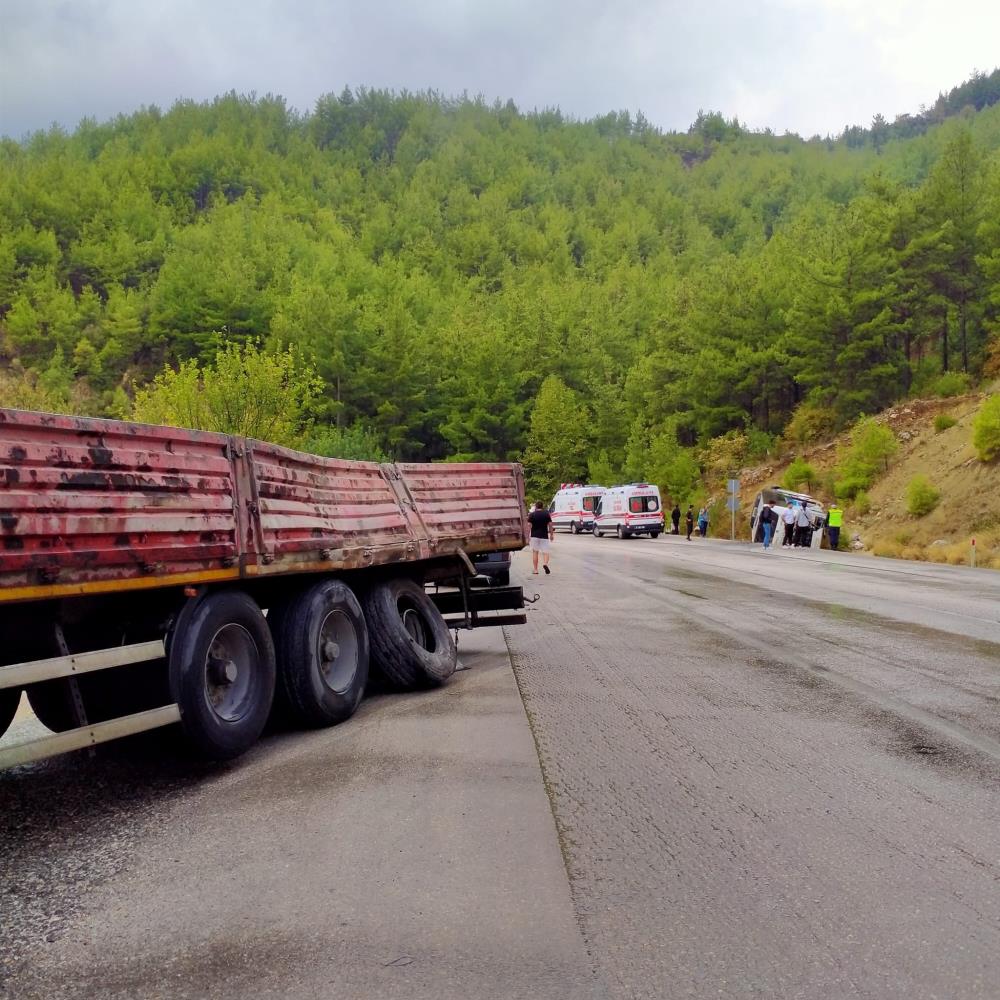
<box><xmin>941</xmin><ymin>311</ymin><xmax>949</xmax><ymax>372</ymax></box>
<box><xmin>960</xmin><ymin>300</ymin><xmax>969</xmax><ymax>372</ymax></box>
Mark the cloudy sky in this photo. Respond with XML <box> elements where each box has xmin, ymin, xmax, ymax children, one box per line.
<box><xmin>1</xmin><ymin>0</ymin><xmax>998</xmax><ymax>140</ymax></box>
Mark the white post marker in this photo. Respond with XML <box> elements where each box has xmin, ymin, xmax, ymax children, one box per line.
<box><xmin>726</xmin><ymin>477</ymin><xmax>740</xmax><ymax>541</ymax></box>
<box><xmin>972</xmin><ymin>537</ymin><xmax>977</xmax><ymax>568</ymax></box>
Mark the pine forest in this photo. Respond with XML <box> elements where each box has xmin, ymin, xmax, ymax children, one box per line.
<box><xmin>2</xmin><ymin>70</ymin><xmax>1000</xmax><ymax>501</ymax></box>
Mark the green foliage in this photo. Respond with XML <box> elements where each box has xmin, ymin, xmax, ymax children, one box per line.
<box><xmin>0</xmin><ymin>365</ymin><xmax>70</xmax><ymax>412</ymax></box>
<box><xmin>972</xmin><ymin>395</ymin><xmax>1000</xmax><ymax>461</ymax></box>
<box><xmin>783</xmin><ymin>403</ymin><xmax>838</xmax><ymax>445</ymax></box>
<box><xmin>132</xmin><ymin>341</ymin><xmax>321</xmax><ymax>446</ymax></box>
<box><xmin>906</xmin><ymin>475</ymin><xmax>941</xmax><ymax>516</ymax></box>
<box><xmin>647</xmin><ymin>426</ymin><xmax>701</xmax><ymax>504</ymax></box>
<box><xmin>521</xmin><ymin>375</ymin><xmax>593</xmax><ymax>500</ymax></box>
<box><xmin>302</xmin><ymin>423</ymin><xmax>389</xmax><ymax>462</ymax></box>
<box><xmin>587</xmin><ymin>450</ymin><xmax>617</xmax><ymax>487</ymax></box>
<box><xmin>834</xmin><ymin>417</ymin><xmax>898</xmax><ymax>498</ymax></box>
<box><xmin>853</xmin><ymin>490</ymin><xmax>872</xmax><ymax>516</ymax></box>
<box><xmin>933</xmin><ymin>412</ymin><xmax>957</xmax><ymax>432</ymax></box>
<box><xmin>2</xmin><ymin>84</ymin><xmax>1000</xmax><ymax>480</ymax></box>
<box><xmin>932</xmin><ymin>371</ymin><xmax>971</xmax><ymax>397</ymax></box>
<box><xmin>782</xmin><ymin>458</ymin><xmax>817</xmax><ymax>491</ymax></box>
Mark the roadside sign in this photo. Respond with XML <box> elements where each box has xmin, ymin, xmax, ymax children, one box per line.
<box><xmin>725</xmin><ymin>497</ymin><xmax>739</xmax><ymax>512</ymax></box>
<box><xmin>727</xmin><ymin>478</ymin><xmax>740</xmax><ymax>494</ymax></box>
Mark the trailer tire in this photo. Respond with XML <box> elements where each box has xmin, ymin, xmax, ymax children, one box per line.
<box><xmin>168</xmin><ymin>590</ymin><xmax>275</xmax><ymax>761</ymax></box>
<box><xmin>272</xmin><ymin>579</ymin><xmax>369</xmax><ymax>728</ymax></box>
<box><xmin>362</xmin><ymin>578</ymin><xmax>457</xmax><ymax>691</ymax></box>
<box><xmin>0</xmin><ymin>686</ymin><xmax>20</xmax><ymax>739</ymax></box>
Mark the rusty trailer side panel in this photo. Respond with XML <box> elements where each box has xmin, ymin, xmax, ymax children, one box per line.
<box><xmin>0</xmin><ymin>409</ymin><xmax>241</xmax><ymax>600</ymax></box>
<box><xmin>0</xmin><ymin>408</ymin><xmax>527</xmax><ymax>604</ymax></box>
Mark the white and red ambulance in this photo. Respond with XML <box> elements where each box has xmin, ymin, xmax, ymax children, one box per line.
<box><xmin>592</xmin><ymin>483</ymin><xmax>664</xmax><ymax>539</ymax></box>
<box><xmin>549</xmin><ymin>483</ymin><xmax>608</xmax><ymax>534</ymax></box>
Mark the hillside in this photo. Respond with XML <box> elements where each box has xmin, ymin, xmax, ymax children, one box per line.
<box><xmin>1</xmin><ymin>78</ymin><xmax>999</xmax><ymax>503</ymax></box>
<box><xmin>732</xmin><ymin>389</ymin><xmax>1000</xmax><ymax>569</ymax></box>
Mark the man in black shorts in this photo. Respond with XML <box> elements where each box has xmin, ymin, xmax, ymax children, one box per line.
<box><xmin>527</xmin><ymin>500</ymin><xmax>555</xmax><ymax>574</ymax></box>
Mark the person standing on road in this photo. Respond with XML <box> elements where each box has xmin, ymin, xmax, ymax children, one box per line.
<box><xmin>826</xmin><ymin>503</ymin><xmax>843</xmax><ymax>550</ymax></box>
<box><xmin>760</xmin><ymin>502</ymin><xmax>775</xmax><ymax>550</ymax></box>
<box><xmin>697</xmin><ymin>507</ymin><xmax>709</xmax><ymax>538</ymax></box>
<box><xmin>685</xmin><ymin>505</ymin><xmax>694</xmax><ymax>540</ymax></box>
<box><xmin>671</xmin><ymin>504</ymin><xmax>681</xmax><ymax>535</ymax></box>
<box><xmin>794</xmin><ymin>501</ymin><xmax>812</xmax><ymax>547</ymax></box>
<box><xmin>528</xmin><ymin>500</ymin><xmax>555</xmax><ymax>575</ymax></box>
<box><xmin>781</xmin><ymin>503</ymin><xmax>796</xmax><ymax>547</ymax></box>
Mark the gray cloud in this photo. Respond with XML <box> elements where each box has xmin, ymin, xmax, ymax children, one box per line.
<box><xmin>1</xmin><ymin>0</ymin><xmax>998</xmax><ymax>140</ymax></box>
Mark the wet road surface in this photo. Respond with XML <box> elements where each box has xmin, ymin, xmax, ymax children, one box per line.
<box><xmin>1</xmin><ymin>629</ymin><xmax>602</xmax><ymax>1000</ymax></box>
<box><xmin>508</xmin><ymin>534</ymin><xmax>1000</xmax><ymax>999</ymax></box>
<box><xmin>3</xmin><ymin>537</ymin><xmax>1000</xmax><ymax>999</ymax></box>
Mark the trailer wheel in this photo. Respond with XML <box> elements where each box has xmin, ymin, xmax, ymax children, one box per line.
<box><xmin>168</xmin><ymin>590</ymin><xmax>275</xmax><ymax>760</ymax></box>
<box><xmin>362</xmin><ymin>578</ymin><xmax>457</xmax><ymax>691</ymax></box>
<box><xmin>271</xmin><ymin>579</ymin><xmax>369</xmax><ymax>728</ymax></box>
<box><xmin>0</xmin><ymin>687</ymin><xmax>20</xmax><ymax>739</ymax></box>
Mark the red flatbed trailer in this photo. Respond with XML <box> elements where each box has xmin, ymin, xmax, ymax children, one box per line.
<box><xmin>0</xmin><ymin>408</ymin><xmax>528</xmax><ymax>768</ymax></box>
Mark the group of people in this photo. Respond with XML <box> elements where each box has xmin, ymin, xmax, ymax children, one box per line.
<box><xmin>670</xmin><ymin>504</ymin><xmax>709</xmax><ymax>540</ymax></box>
<box><xmin>526</xmin><ymin>494</ymin><xmax>844</xmax><ymax>575</ymax></box>
<box><xmin>758</xmin><ymin>500</ymin><xmax>843</xmax><ymax>551</ymax></box>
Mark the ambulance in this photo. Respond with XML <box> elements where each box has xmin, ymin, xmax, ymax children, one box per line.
<box><xmin>592</xmin><ymin>484</ymin><xmax>664</xmax><ymax>539</ymax></box>
<box><xmin>549</xmin><ymin>483</ymin><xmax>608</xmax><ymax>534</ymax></box>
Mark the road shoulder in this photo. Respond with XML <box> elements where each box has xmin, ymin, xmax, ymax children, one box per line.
<box><xmin>5</xmin><ymin>628</ymin><xmax>603</xmax><ymax>1000</ymax></box>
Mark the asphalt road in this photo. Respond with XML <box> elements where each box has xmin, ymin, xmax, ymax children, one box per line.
<box><xmin>3</xmin><ymin>537</ymin><xmax>1000</xmax><ymax>1000</ymax></box>
<box><xmin>508</xmin><ymin>533</ymin><xmax>1000</xmax><ymax>999</ymax></box>
<box><xmin>0</xmin><ymin>629</ymin><xmax>603</xmax><ymax>1000</ymax></box>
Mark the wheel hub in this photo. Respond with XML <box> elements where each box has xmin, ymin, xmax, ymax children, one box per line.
<box><xmin>209</xmin><ymin>656</ymin><xmax>238</xmax><ymax>685</ymax></box>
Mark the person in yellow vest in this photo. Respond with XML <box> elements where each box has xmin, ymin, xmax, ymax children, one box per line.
<box><xmin>826</xmin><ymin>504</ymin><xmax>843</xmax><ymax>550</ymax></box>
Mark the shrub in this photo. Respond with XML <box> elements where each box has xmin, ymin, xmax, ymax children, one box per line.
<box><xmin>834</xmin><ymin>416</ymin><xmax>898</xmax><ymax>496</ymax></box>
<box><xmin>784</xmin><ymin>403</ymin><xmax>838</xmax><ymax>445</ymax></box>
<box><xmin>745</xmin><ymin>428</ymin><xmax>777</xmax><ymax>462</ymax></box>
<box><xmin>133</xmin><ymin>341</ymin><xmax>321</xmax><ymax>447</ymax></box>
<box><xmin>835</xmin><ymin>473</ymin><xmax>870</xmax><ymax>500</ymax></box>
<box><xmin>932</xmin><ymin>371</ymin><xmax>971</xmax><ymax>398</ymax></box>
<box><xmin>781</xmin><ymin>458</ymin><xmax>817</xmax><ymax>491</ymax></box>
<box><xmin>972</xmin><ymin>395</ymin><xmax>1000</xmax><ymax>461</ymax></box>
<box><xmin>906</xmin><ymin>475</ymin><xmax>940</xmax><ymax>516</ymax></box>
<box><xmin>933</xmin><ymin>413</ymin><xmax>957</xmax><ymax>433</ymax></box>
<box><xmin>853</xmin><ymin>490</ymin><xmax>871</xmax><ymax>516</ymax></box>
<box><xmin>303</xmin><ymin>423</ymin><xmax>389</xmax><ymax>462</ymax></box>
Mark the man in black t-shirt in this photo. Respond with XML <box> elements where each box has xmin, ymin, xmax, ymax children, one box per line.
<box><xmin>527</xmin><ymin>501</ymin><xmax>555</xmax><ymax>575</ymax></box>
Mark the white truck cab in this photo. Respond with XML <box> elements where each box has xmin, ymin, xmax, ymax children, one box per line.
<box><xmin>549</xmin><ymin>484</ymin><xmax>608</xmax><ymax>533</ymax></box>
<box><xmin>593</xmin><ymin>484</ymin><xmax>664</xmax><ymax>539</ymax></box>
<box><xmin>749</xmin><ymin>487</ymin><xmax>826</xmax><ymax>549</ymax></box>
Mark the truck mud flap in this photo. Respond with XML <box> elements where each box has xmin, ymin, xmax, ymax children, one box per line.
<box><xmin>429</xmin><ymin>584</ymin><xmax>529</xmax><ymax>630</ymax></box>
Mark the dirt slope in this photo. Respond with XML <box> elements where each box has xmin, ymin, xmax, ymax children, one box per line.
<box><xmin>733</xmin><ymin>392</ymin><xmax>1000</xmax><ymax>569</ymax></box>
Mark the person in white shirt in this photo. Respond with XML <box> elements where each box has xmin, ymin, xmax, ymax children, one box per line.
<box><xmin>781</xmin><ymin>504</ymin><xmax>796</xmax><ymax>547</ymax></box>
